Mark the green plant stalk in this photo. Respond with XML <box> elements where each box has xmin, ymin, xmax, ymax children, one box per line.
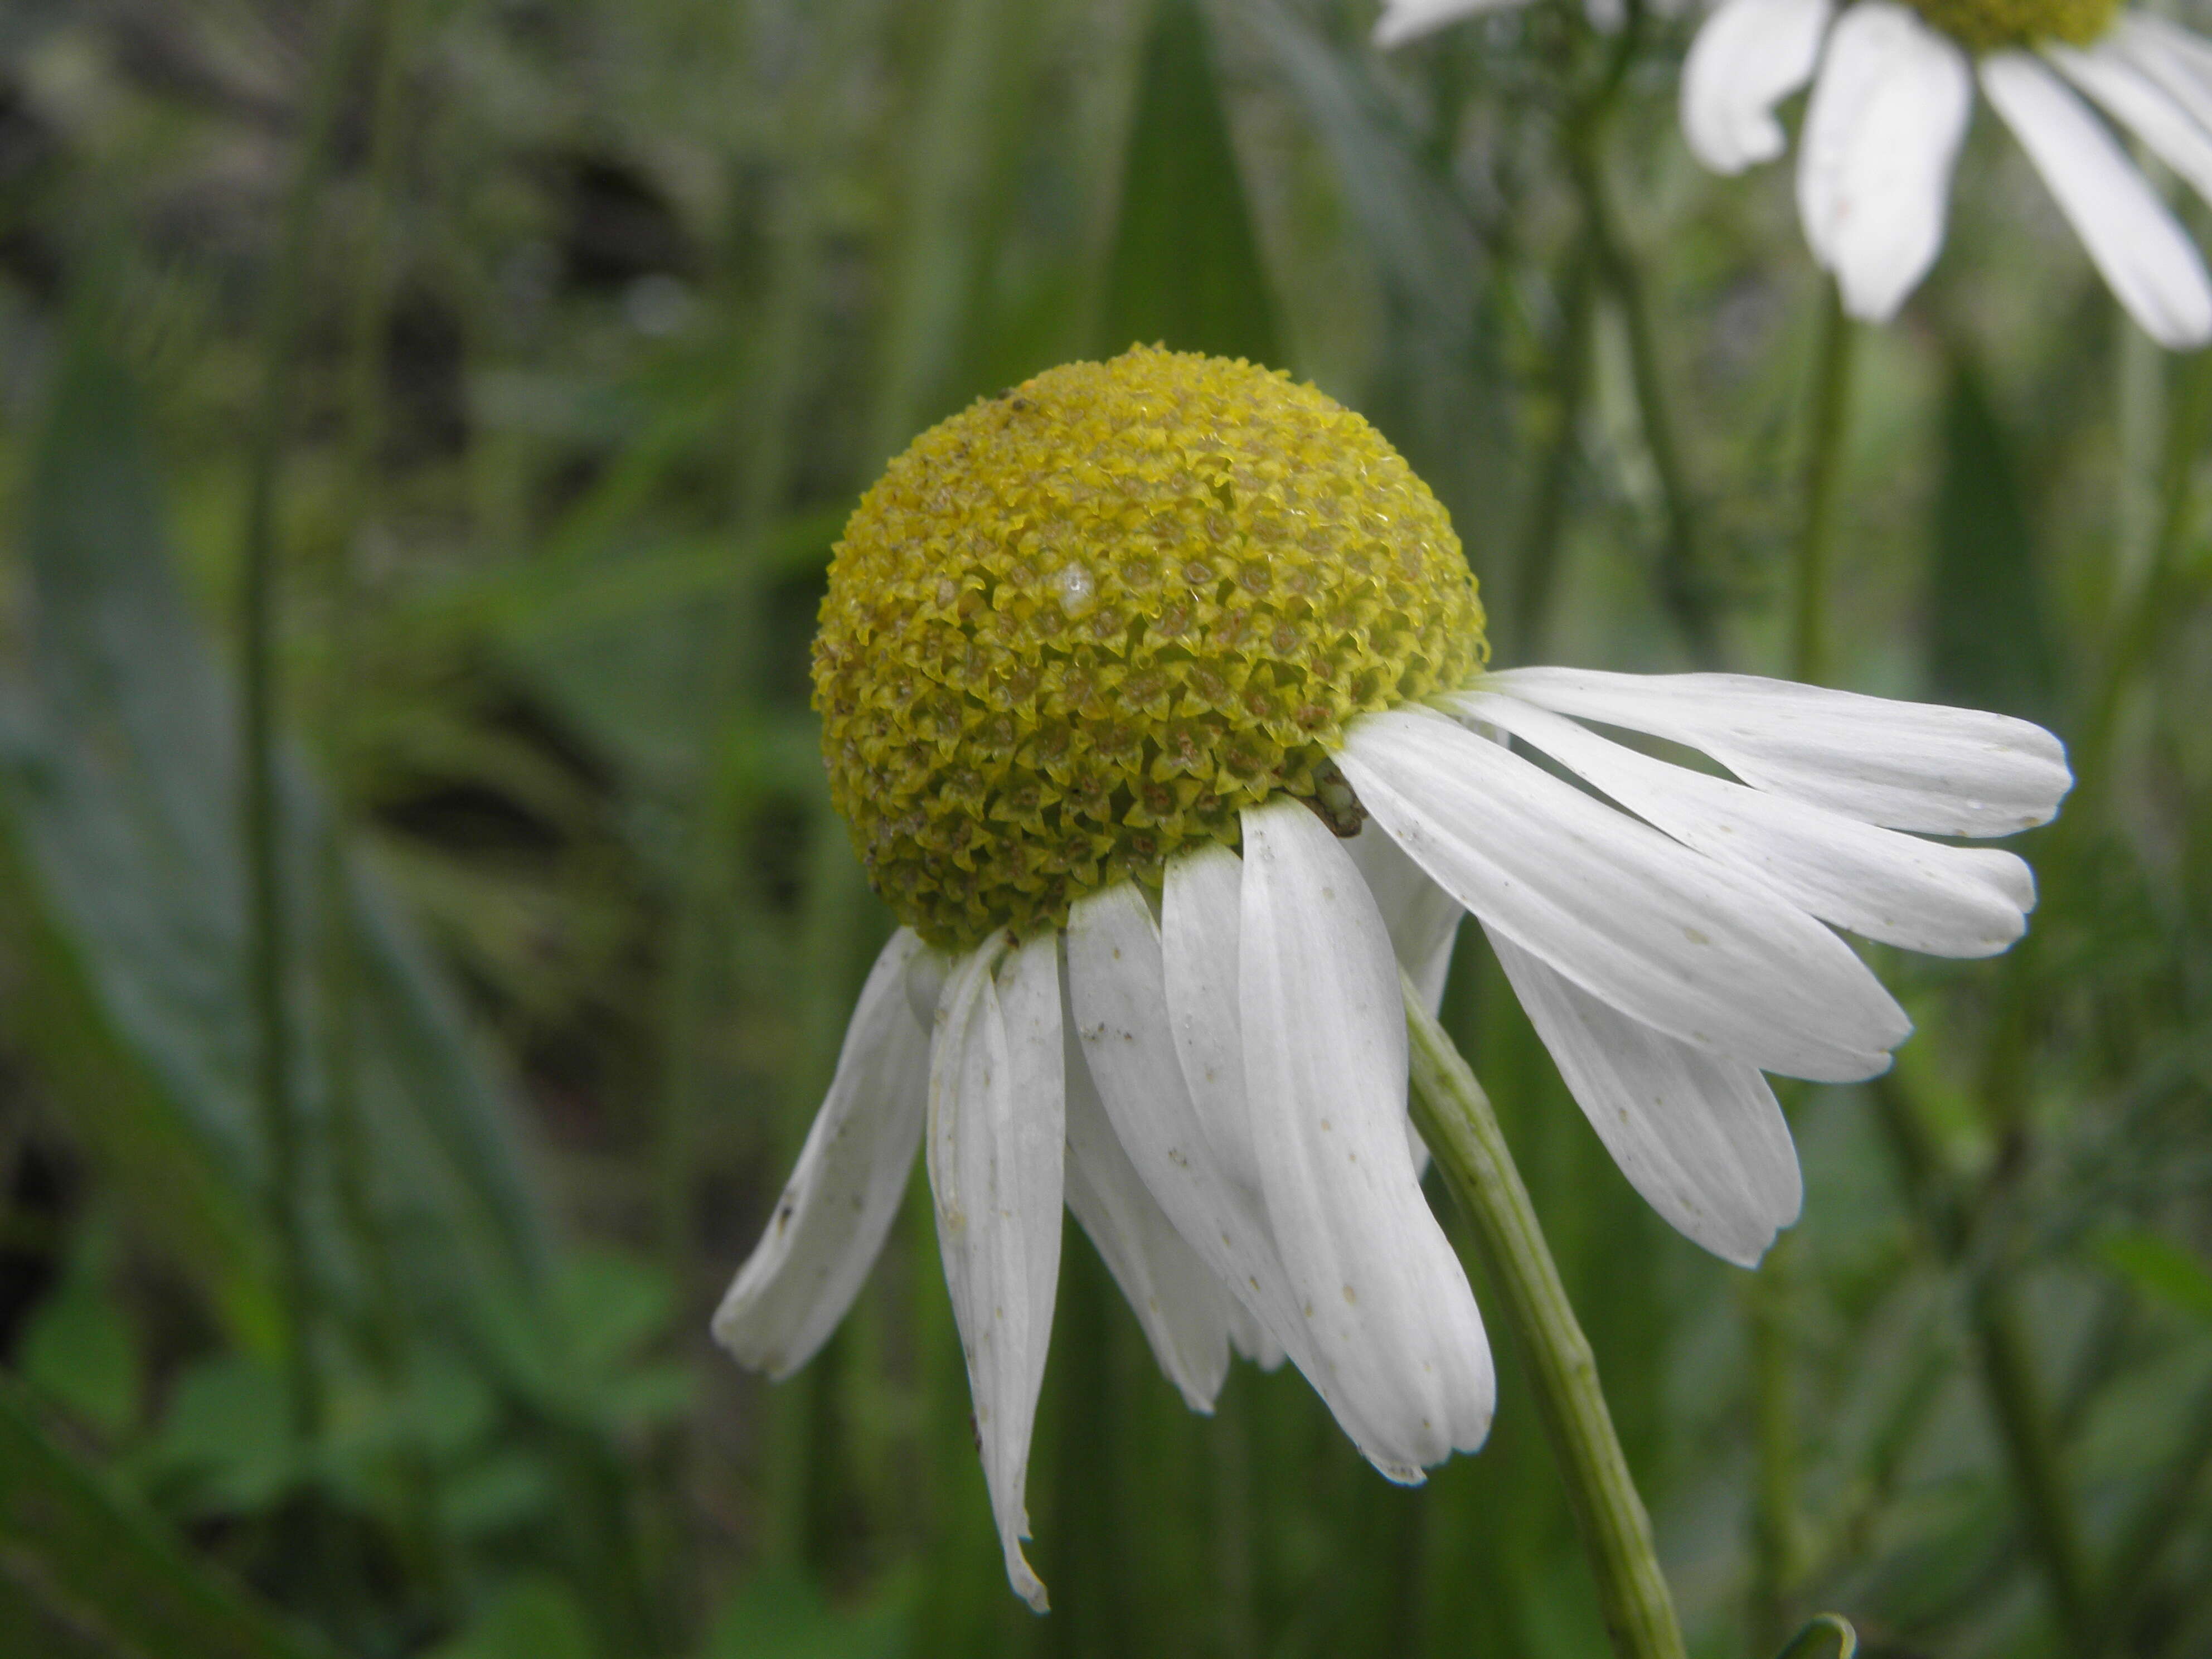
<box><xmin>1792</xmin><ymin>280</ymin><xmax>1856</xmax><ymax>688</ymax></box>
<box><xmin>2097</xmin><ymin>1372</ymin><xmax>2212</xmax><ymax>1653</ymax></box>
<box><xmin>1511</xmin><ymin>245</ymin><xmax>1597</xmax><ymax>661</ymax></box>
<box><xmin>1403</xmin><ymin>978</ymin><xmax>1687</xmax><ymax>1659</ymax></box>
<box><xmin>1567</xmin><ymin>123</ymin><xmax>1715</xmax><ymax>666</ymax></box>
<box><xmin>1968</xmin><ymin>1272</ymin><xmax>2095</xmax><ymax>1647</ymax></box>
<box><xmin>1746</xmin><ymin>1254</ymin><xmax>1803</xmax><ymax>1650</ymax></box>
<box><xmin>1868</xmin><ymin>1071</ymin><xmax>2094</xmax><ymax>1651</ymax></box>
<box><xmin>1744</xmin><ymin>279</ymin><xmax>1857</xmax><ymax>1645</ymax></box>
<box><xmin>239</xmin><ymin>0</ymin><xmax>373</xmax><ymax>1447</ymax></box>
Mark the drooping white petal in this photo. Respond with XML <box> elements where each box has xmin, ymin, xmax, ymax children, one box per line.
<box><xmin>1066</xmin><ymin>884</ymin><xmax>1309</xmax><ymax>1371</ymax></box>
<box><xmin>1490</xmin><ymin>932</ymin><xmax>1801</xmax><ymax>1267</ymax></box>
<box><xmin>1345</xmin><ymin>818</ymin><xmax>1464</xmax><ymax>1013</ymax></box>
<box><xmin>1453</xmin><ymin>689</ymin><xmax>2036</xmax><ymax>957</ymax></box>
<box><xmin>1484</xmin><ymin>667</ymin><xmax>2073</xmax><ymax>837</ymax></box>
<box><xmin>1374</xmin><ymin>0</ymin><xmax>1528</xmax><ymax>49</ymax></box>
<box><xmin>1239</xmin><ymin>798</ymin><xmax>1495</xmax><ymax>1479</ymax></box>
<box><xmin>714</xmin><ymin>929</ymin><xmax>932</xmax><ymax>1378</ymax></box>
<box><xmin>905</xmin><ymin>943</ymin><xmax>950</xmax><ymax>1031</ymax></box>
<box><xmin>1227</xmin><ymin>1301</ymin><xmax>1288</xmax><ymax>1370</ymax></box>
<box><xmin>1796</xmin><ymin>3</ymin><xmax>1972</xmax><ymax>322</ymax></box>
<box><xmin>1060</xmin><ymin>992</ymin><xmax>1234</xmax><ymax>1414</ymax></box>
<box><xmin>1161</xmin><ymin>844</ymin><xmax>1269</xmax><ymax>1211</ymax></box>
<box><xmin>1983</xmin><ymin>52</ymin><xmax>2212</xmax><ymax>351</ymax></box>
<box><xmin>926</xmin><ymin>935</ymin><xmax>1065</xmax><ymax>1613</ymax></box>
<box><xmin>2050</xmin><ymin>39</ymin><xmax>2212</xmax><ymax>208</ymax></box>
<box><xmin>1680</xmin><ymin>0</ymin><xmax>1834</xmax><ymax>174</ymax></box>
<box><xmin>2113</xmin><ymin>16</ymin><xmax>2212</xmax><ymax>142</ymax></box>
<box><xmin>1335</xmin><ymin>709</ymin><xmax>1909</xmax><ymax>1082</ymax></box>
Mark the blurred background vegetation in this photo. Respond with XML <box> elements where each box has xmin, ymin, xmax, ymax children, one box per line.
<box><xmin>0</xmin><ymin>0</ymin><xmax>2209</xmax><ymax>1656</ymax></box>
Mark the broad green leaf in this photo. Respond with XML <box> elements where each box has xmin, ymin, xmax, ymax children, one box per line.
<box><xmin>0</xmin><ymin>1377</ymin><xmax>335</xmax><ymax>1659</ymax></box>
<box><xmin>17</xmin><ymin>1214</ymin><xmax>142</xmax><ymax>1440</ymax></box>
<box><xmin>2095</xmin><ymin>1229</ymin><xmax>2212</xmax><ymax>1323</ymax></box>
<box><xmin>1776</xmin><ymin>1613</ymin><xmax>1858</xmax><ymax>1658</ymax></box>
<box><xmin>1928</xmin><ymin>357</ymin><xmax>2057</xmax><ymax>721</ymax></box>
<box><xmin>0</xmin><ymin>322</ymin><xmax>550</xmax><ymax>1368</ymax></box>
<box><xmin>17</xmin><ymin>1275</ymin><xmax>141</xmax><ymax>1443</ymax></box>
<box><xmin>1099</xmin><ymin>0</ymin><xmax>1280</xmax><ymax>366</ymax></box>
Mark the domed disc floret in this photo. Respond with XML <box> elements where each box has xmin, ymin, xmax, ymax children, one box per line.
<box><xmin>814</xmin><ymin>346</ymin><xmax>1488</xmax><ymax>950</ymax></box>
<box><xmin>1906</xmin><ymin>0</ymin><xmax>2118</xmax><ymax>50</ymax></box>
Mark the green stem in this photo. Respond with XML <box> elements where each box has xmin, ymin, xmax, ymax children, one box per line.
<box><xmin>1745</xmin><ymin>1257</ymin><xmax>1802</xmax><ymax>1651</ymax></box>
<box><xmin>239</xmin><ymin>0</ymin><xmax>373</xmax><ymax>1447</ymax></box>
<box><xmin>1968</xmin><ymin>1274</ymin><xmax>2095</xmax><ymax>1648</ymax></box>
<box><xmin>1403</xmin><ymin>978</ymin><xmax>1687</xmax><ymax>1659</ymax></box>
<box><xmin>1869</xmin><ymin>1072</ymin><xmax>2094</xmax><ymax>1652</ymax></box>
<box><xmin>2095</xmin><ymin>1373</ymin><xmax>2212</xmax><ymax>1654</ymax></box>
<box><xmin>1567</xmin><ymin>122</ymin><xmax>1716</xmax><ymax>666</ymax></box>
<box><xmin>1792</xmin><ymin>281</ymin><xmax>1856</xmax><ymax>687</ymax></box>
<box><xmin>1511</xmin><ymin>245</ymin><xmax>1597</xmax><ymax>661</ymax></box>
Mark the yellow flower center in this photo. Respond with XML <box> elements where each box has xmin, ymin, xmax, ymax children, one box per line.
<box><xmin>1904</xmin><ymin>0</ymin><xmax>2117</xmax><ymax>50</ymax></box>
<box><xmin>814</xmin><ymin>347</ymin><xmax>1487</xmax><ymax>950</ymax></box>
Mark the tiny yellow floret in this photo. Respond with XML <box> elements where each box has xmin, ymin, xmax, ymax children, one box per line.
<box><xmin>814</xmin><ymin>346</ymin><xmax>1486</xmax><ymax>949</ymax></box>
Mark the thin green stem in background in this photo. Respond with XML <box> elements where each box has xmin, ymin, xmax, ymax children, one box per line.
<box><xmin>1403</xmin><ymin>977</ymin><xmax>1687</xmax><ymax>1659</ymax></box>
<box><xmin>1869</xmin><ymin>1069</ymin><xmax>2095</xmax><ymax>1653</ymax></box>
<box><xmin>1745</xmin><ymin>278</ymin><xmax>1857</xmax><ymax>1646</ymax></box>
<box><xmin>238</xmin><ymin>0</ymin><xmax>375</xmax><ymax>1449</ymax></box>
<box><xmin>1511</xmin><ymin>244</ymin><xmax>1596</xmax><ymax>661</ymax></box>
<box><xmin>1566</xmin><ymin>117</ymin><xmax>1716</xmax><ymax>667</ymax></box>
<box><xmin>1792</xmin><ymin>280</ymin><xmax>1856</xmax><ymax>688</ymax></box>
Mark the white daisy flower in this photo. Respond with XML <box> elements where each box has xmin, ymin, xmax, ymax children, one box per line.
<box><xmin>1377</xmin><ymin>0</ymin><xmax>2212</xmax><ymax>347</ymax></box>
<box><xmin>711</xmin><ymin>347</ymin><xmax>2069</xmax><ymax>1610</ymax></box>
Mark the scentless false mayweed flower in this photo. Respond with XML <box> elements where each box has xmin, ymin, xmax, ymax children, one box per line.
<box><xmin>1377</xmin><ymin>0</ymin><xmax>2212</xmax><ymax>348</ymax></box>
<box><xmin>712</xmin><ymin>346</ymin><xmax>2070</xmax><ymax>1609</ymax></box>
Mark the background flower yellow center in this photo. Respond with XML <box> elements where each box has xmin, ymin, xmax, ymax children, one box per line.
<box><xmin>814</xmin><ymin>346</ymin><xmax>1487</xmax><ymax>949</ymax></box>
<box><xmin>1905</xmin><ymin>0</ymin><xmax>2117</xmax><ymax>50</ymax></box>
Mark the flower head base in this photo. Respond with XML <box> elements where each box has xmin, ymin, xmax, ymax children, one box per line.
<box><xmin>1907</xmin><ymin>0</ymin><xmax>2117</xmax><ymax>50</ymax></box>
<box><xmin>816</xmin><ymin>346</ymin><xmax>1488</xmax><ymax>950</ymax></box>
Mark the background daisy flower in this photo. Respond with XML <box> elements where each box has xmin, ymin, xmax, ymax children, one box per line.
<box><xmin>1378</xmin><ymin>0</ymin><xmax>2212</xmax><ymax>346</ymax></box>
<box><xmin>711</xmin><ymin>347</ymin><xmax>2070</xmax><ymax>1608</ymax></box>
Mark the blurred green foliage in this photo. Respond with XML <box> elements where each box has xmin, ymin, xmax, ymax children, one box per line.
<box><xmin>0</xmin><ymin>2</ymin><xmax>2206</xmax><ymax>1658</ymax></box>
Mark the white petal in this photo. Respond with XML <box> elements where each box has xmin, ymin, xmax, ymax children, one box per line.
<box><xmin>1239</xmin><ymin>798</ymin><xmax>1495</xmax><ymax>1479</ymax></box>
<box><xmin>1984</xmin><ymin>52</ymin><xmax>2212</xmax><ymax>350</ymax></box>
<box><xmin>713</xmin><ymin>929</ymin><xmax>930</xmax><ymax>1378</ymax></box>
<box><xmin>1453</xmin><ymin>689</ymin><xmax>2035</xmax><ymax>957</ymax></box>
<box><xmin>2051</xmin><ymin>40</ymin><xmax>2212</xmax><ymax>209</ymax></box>
<box><xmin>1490</xmin><ymin>932</ymin><xmax>1801</xmax><ymax>1267</ymax></box>
<box><xmin>1066</xmin><ymin>884</ymin><xmax>1311</xmax><ymax>1370</ymax></box>
<box><xmin>1060</xmin><ymin>995</ymin><xmax>1234</xmax><ymax>1413</ymax></box>
<box><xmin>1374</xmin><ymin>0</ymin><xmax>1527</xmax><ymax>48</ymax></box>
<box><xmin>1161</xmin><ymin>844</ymin><xmax>1269</xmax><ymax>1212</ymax></box>
<box><xmin>1484</xmin><ymin>667</ymin><xmax>2073</xmax><ymax>836</ymax></box>
<box><xmin>1075</xmin><ymin>875</ymin><xmax>1444</xmax><ymax>1464</ymax></box>
<box><xmin>1680</xmin><ymin>0</ymin><xmax>1834</xmax><ymax>174</ymax></box>
<box><xmin>1344</xmin><ymin>817</ymin><xmax>1464</xmax><ymax>1014</ymax></box>
<box><xmin>1227</xmin><ymin>1301</ymin><xmax>1287</xmax><ymax>1370</ymax></box>
<box><xmin>2113</xmin><ymin>16</ymin><xmax>2212</xmax><ymax>141</ymax></box>
<box><xmin>926</xmin><ymin>935</ymin><xmax>1065</xmax><ymax>1613</ymax></box>
<box><xmin>905</xmin><ymin>944</ymin><xmax>950</xmax><ymax>1031</ymax></box>
<box><xmin>1796</xmin><ymin>3</ymin><xmax>1972</xmax><ymax>321</ymax></box>
<box><xmin>1335</xmin><ymin>710</ymin><xmax>1908</xmax><ymax>1082</ymax></box>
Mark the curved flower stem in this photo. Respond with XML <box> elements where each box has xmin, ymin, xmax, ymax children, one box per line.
<box><xmin>1792</xmin><ymin>280</ymin><xmax>1856</xmax><ymax>688</ymax></box>
<box><xmin>1403</xmin><ymin>978</ymin><xmax>1688</xmax><ymax>1659</ymax></box>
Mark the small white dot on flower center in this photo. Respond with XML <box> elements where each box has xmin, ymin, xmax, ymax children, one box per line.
<box><xmin>1053</xmin><ymin>561</ymin><xmax>1096</xmax><ymax>616</ymax></box>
